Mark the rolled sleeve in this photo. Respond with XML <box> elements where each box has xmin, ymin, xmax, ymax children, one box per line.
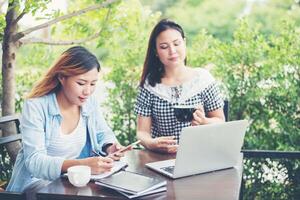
<box><xmin>21</xmin><ymin>100</ymin><xmax>64</xmax><ymax>180</ymax></box>
<box><xmin>95</xmin><ymin>111</ymin><xmax>116</xmax><ymax>154</ymax></box>
<box><xmin>89</xmin><ymin>95</ymin><xmax>117</xmax><ymax>155</ymax></box>
<box><xmin>134</xmin><ymin>87</ymin><xmax>152</xmax><ymax>117</ymax></box>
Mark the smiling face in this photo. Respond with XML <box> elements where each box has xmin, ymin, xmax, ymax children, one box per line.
<box><xmin>58</xmin><ymin>68</ymin><xmax>99</xmax><ymax>106</ymax></box>
<box><xmin>156</xmin><ymin>28</ymin><xmax>186</xmax><ymax>68</ymax></box>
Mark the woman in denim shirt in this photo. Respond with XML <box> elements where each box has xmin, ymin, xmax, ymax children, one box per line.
<box><xmin>7</xmin><ymin>46</ymin><xmax>124</xmax><ymax>192</ymax></box>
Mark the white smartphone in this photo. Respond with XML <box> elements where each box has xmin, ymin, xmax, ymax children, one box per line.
<box><xmin>117</xmin><ymin>140</ymin><xmax>141</xmax><ymax>153</ymax></box>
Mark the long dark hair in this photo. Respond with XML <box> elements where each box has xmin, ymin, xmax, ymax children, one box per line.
<box><xmin>139</xmin><ymin>19</ymin><xmax>186</xmax><ymax>87</ymax></box>
<box><xmin>28</xmin><ymin>46</ymin><xmax>100</xmax><ymax>98</ymax></box>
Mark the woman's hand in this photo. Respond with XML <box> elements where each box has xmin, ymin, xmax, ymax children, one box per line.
<box><xmin>191</xmin><ymin>106</ymin><xmax>225</xmax><ymax>125</ymax></box>
<box><xmin>106</xmin><ymin>143</ymin><xmax>126</xmax><ymax>161</ymax></box>
<box><xmin>191</xmin><ymin>105</ymin><xmax>207</xmax><ymax>126</ymax></box>
<box><xmin>82</xmin><ymin>156</ymin><xmax>113</xmax><ymax>174</ymax></box>
<box><xmin>147</xmin><ymin>136</ymin><xmax>178</xmax><ymax>154</ymax></box>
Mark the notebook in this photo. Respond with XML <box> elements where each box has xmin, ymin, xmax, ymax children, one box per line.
<box><xmin>62</xmin><ymin>160</ymin><xmax>127</xmax><ymax>180</ymax></box>
<box><xmin>95</xmin><ymin>170</ymin><xmax>167</xmax><ymax>197</ymax></box>
<box><xmin>146</xmin><ymin>120</ymin><xmax>249</xmax><ymax>179</ymax></box>
<box><xmin>90</xmin><ymin>160</ymin><xmax>127</xmax><ymax>180</ymax></box>
<box><xmin>117</xmin><ymin>186</ymin><xmax>166</xmax><ymax>199</ymax></box>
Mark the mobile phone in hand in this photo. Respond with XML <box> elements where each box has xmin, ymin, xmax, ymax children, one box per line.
<box><xmin>117</xmin><ymin>140</ymin><xmax>141</xmax><ymax>153</ymax></box>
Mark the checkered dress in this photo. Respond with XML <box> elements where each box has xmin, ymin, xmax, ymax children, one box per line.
<box><xmin>134</xmin><ymin>68</ymin><xmax>224</xmax><ymax>142</ymax></box>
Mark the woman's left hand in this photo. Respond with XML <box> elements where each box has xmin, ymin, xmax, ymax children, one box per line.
<box><xmin>191</xmin><ymin>105</ymin><xmax>207</xmax><ymax>126</ymax></box>
<box><xmin>105</xmin><ymin>143</ymin><xmax>125</xmax><ymax>161</ymax></box>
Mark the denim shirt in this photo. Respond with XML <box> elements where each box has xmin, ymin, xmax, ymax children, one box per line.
<box><xmin>6</xmin><ymin>92</ymin><xmax>116</xmax><ymax>192</ymax></box>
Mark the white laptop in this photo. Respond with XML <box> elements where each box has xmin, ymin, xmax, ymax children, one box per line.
<box><xmin>146</xmin><ymin>120</ymin><xmax>249</xmax><ymax>179</ymax></box>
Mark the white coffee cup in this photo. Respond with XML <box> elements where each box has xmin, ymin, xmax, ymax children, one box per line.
<box><xmin>67</xmin><ymin>165</ymin><xmax>91</xmax><ymax>187</ymax></box>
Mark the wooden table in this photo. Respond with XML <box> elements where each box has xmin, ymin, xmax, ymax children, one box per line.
<box><xmin>36</xmin><ymin>149</ymin><xmax>243</xmax><ymax>200</ymax></box>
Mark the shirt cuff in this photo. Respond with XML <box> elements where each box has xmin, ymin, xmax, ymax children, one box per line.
<box><xmin>101</xmin><ymin>143</ymin><xmax>113</xmax><ymax>156</ymax></box>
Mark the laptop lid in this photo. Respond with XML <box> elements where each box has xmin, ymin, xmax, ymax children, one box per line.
<box><xmin>146</xmin><ymin>120</ymin><xmax>249</xmax><ymax>179</ymax></box>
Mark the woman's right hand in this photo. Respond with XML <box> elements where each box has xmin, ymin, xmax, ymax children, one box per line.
<box><xmin>147</xmin><ymin>136</ymin><xmax>178</xmax><ymax>153</ymax></box>
<box><xmin>82</xmin><ymin>156</ymin><xmax>114</xmax><ymax>174</ymax></box>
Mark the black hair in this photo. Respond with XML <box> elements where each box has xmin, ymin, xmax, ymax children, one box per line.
<box><xmin>140</xmin><ymin>19</ymin><xmax>186</xmax><ymax>87</ymax></box>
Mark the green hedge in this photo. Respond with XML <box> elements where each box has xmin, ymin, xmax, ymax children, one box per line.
<box><xmin>106</xmin><ymin>19</ymin><xmax>299</xmax><ymax>150</ymax></box>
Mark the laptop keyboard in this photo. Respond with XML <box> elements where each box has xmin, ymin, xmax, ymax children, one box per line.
<box><xmin>161</xmin><ymin>166</ymin><xmax>175</xmax><ymax>174</ymax></box>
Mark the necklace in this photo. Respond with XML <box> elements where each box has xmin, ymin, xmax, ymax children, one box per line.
<box><xmin>171</xmin><ymin>85</ymin><xmax>183</xmax><ymax>104</ymax></box>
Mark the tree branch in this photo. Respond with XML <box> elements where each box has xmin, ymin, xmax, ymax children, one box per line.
<box><xmin>12</xmin><ymin>0</ymin><xmax>119</xmax><ymax>42</ymax></box>
<box><xmin>13</xmin><ymin>9</ymin><xmax>26</xmax><ymax>25</ymax></box>
<box><xmin>20</xmin><ymin>32</ymin><xmax>102</xmax><ymax>45</ymax></box>
<box><xmin>20</xmin><ymin>8</ymin><xmax>112</xmax><ymax>46</ymax></box>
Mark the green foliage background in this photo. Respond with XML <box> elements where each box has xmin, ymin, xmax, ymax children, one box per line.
<box><xmin>0</xmin><ymin>0</ymin><xmax>299</xmax><ymax>194</ymax></box>
<box><xmin>1</xmin><ymin>0</ymin><xmax>298</xmax><ymax>149</ymax></box>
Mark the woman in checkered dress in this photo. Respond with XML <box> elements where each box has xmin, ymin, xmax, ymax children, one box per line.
<box><xmin>134</xmin><ymin>19</ymin><xmax>225</xmax><ymax>154</ymax></box>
